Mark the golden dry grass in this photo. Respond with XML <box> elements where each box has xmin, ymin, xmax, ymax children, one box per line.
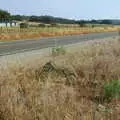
<box><xmin>0</xmin><ymin>26</ymin><xmax>120</xmax><ymax>41</ymax></box>
<box><xmin>0</xmin><ymin>38</ymin><xmax>120</xmax><ymax>120</ymax></box>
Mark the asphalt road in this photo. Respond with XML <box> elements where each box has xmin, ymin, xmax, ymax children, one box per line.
<box><xmin>0</xmin><ymin>32</ymin><xmax>118</xmax><ymax>56</ymax></box>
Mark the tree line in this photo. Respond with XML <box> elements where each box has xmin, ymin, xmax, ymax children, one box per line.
<box><xmin>0</xmin><ymin>9</ymin><xmax>119</xmax><ymax>25</ymax></box>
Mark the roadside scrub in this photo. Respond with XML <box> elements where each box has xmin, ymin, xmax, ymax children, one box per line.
<box><xmin>0</xmin><ymin>26</ymin><xmax>119</xmax><ymax>41</ymax></box>
<box><xmin>0</xmin><ymin>37</ymin><xmax>120</xmax><ymax>120</ymax></box>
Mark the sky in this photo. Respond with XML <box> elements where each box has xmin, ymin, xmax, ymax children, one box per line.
<box><xmin>0</xmin><ymin>0</ymin><xmax>120</xmax><ymax>20</ymax></box>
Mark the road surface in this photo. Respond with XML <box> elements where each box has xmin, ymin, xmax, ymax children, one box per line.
<box><xmin>0</xmin><ymin>32</ymin><xmax>118</xmax><ymax>56</ymax></box>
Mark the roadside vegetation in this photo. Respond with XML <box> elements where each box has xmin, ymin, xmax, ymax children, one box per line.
<box><xmin>0</xmin><ymin>37</ymin><xmax>120</xmax><ymax>120</ymax></box>
<box><xmin>0</xmin><ymin>25</ymin><xmax>119</xmax><ymax>41</ymax></box>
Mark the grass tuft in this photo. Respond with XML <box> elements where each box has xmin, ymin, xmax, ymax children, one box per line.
<box><xmin>104</xmin><ymin>80</ymin><xmax>120</xmax><ymax>101</ymax></box>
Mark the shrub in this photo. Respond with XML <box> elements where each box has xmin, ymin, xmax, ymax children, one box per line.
<box><xmin>38</xmin><ymin>23</ymin><xmax>46</xmax><ymax>28</ymax></box>
<box><xmin>20</xmin><ymin>22</ymin><xmax>29</xmax><ymax>28</ymax></box>
<box><xmin>50</xmin><ymin>23</ymin><xmax>58</xmax><ymax>27</ymax></box>
<box><xmin>104</xmin><ymin>80</ymin><xmax>120</xmax><ymax>101</ymax></box>
<box><xmin>79</xmin><ymin>23</ymin><xmax>86</xmax><ymax>27</ymax></box>
<box><xmin>91</xmin><ymin>24</ymin><xmax>95</xmax><ymax>28</ymax></box>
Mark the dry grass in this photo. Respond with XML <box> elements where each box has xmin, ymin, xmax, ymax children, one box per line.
<box><xmin>0</xmin><ymin>26</ymin><xmax>119</xmax><ymax>41</ymax></box>
<box><xmin>0</xmin><ymin>38</ymin><xmax>120</xmax><ymax>120</ymax></box>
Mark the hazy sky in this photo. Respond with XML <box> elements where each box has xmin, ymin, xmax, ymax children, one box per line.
<box><xmin>0</xmin><ymin>0</ymin><xmax>120</xmax><ymax>19</ymax></box>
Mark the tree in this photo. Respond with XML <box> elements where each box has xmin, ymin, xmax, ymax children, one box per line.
<box><xmin>11</xmin><ymin>15</ymin><xmax>29</xmax><ymax>21</ymax></box>
<box><xmin>76</xmin><ymin>20</ymin><xmax>86</xmax><ymax>27</ymax></box>
<box><xmin>100</xmin><ymin>20</ymin><xmax>112</xmax><ymax>24</ymax></box>
<box><xmin>11</xmin><ymin>15</ymin><xmax>22</xmax><ymax>21</ymax></box>
<box><xmin>0</xmin><ymin>9</ymin><xmax>11</xmax><ymax>21</ymax></box>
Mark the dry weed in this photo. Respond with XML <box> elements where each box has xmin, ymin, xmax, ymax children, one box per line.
<box><xmin>0</xmin><ymin>38</ymin><xmax>120</xmax><ymax>119</ymax></box>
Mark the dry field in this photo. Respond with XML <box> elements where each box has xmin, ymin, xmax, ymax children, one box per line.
<box><xmin>0</xmin><ymin>38</ymin><xmax>120</xmax><ymax>120</ymax></box>
<box><xmin>0</xmin><ymin>26</ymin><xmax>120</xmax><ymax>41</ymax></box>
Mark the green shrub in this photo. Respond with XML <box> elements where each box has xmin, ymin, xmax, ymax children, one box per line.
<box><xmin>20</xmin><ymin>22</ymin><xmax>29</xmax><ymax>28</ymax></box>
<box><xmin>104</xmin><ymin>80</ymin><xmax>120</xmax><ymax>101</ymax></box>
<box><xmin>91</xmin><ymin>24</ymin><xmax>95</xmax><ymax>28</ymax></box>
<box><xmin>79</xmin><ymin>23</ymin><xmax>86</xmax><ymax>27</ymax></box>
<box><xmin>50</xmin><ymin>23</ymin><xmax>58</xmax><ymax>27</ymax></box>
<box><xmin>38</xmin><ymin>23</ymin><xmax>46</xmax><ymax>28</ymax></box>
<box><xmin>52</xmin><ymin>46</ymin><xmax>66</xmax><ymax>56</ymax></box>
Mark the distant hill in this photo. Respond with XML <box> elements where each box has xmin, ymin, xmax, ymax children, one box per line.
<box><xmin>11</xmin><ymin>15</ymin><xmax>120</xmax><ymax>25</ymax></box>
<box><xmin>1</xmin><ymin>9</ymin><xmax>120</xmax><ymax>25</ymax></box>
<box><xmin>110</xmin><ymin>20</ymin><xmax>120</xmax><ymax>25</ymax></box>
